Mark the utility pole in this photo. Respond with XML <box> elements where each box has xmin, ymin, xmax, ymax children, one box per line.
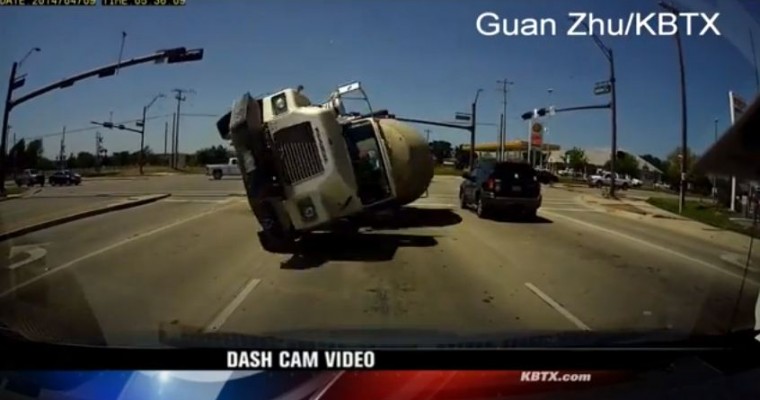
<box><xmin>751</xmin><ymin>28</ymin><xmax>760</xmax><ymax>93</ymax></box>
<box><xmin>659</xmin><ymin>1</ymin><xmax>688</xmax><ymax>214</ymax></box>
<box><xmin>172</xmin><ymin>88</ymin><xmax>192</xmax><ymax>169</ymax></box>
<box><xmin>58</xmin><ymin>126</ymin><xmax>66</xmax><ymax>170</ymax></box>
<box><xmin>496</xmin><ymin>79</ymin><xmax>513</xmax><ymax>161</ymax></box>
<box><xmin>712</xmin><ymin>118</ymin><xmax>718</xmax><ymax>200</ymax></box>
<box><xmin>469</xmin><ymin>89</ymin><xmax>483</xmax><ymax>171</ymax></box>
<box><xmin>11</xmin><ymin>130</ymin><xmax>16</xmax><ymax>177</ymax></box>
<box><xmin>164</xmin><ymin>120</ymin><xmax>168</xmax><ymax>164</ymax></box>
<box><xmin>498</xmin><ymin>113</ymin><xmax>504</xmax><ymax>161</ymax></box>
<box><xmin>171</xmin><ymin>112</ymin><xmax>177</xmax><ymax>168</ymax></box>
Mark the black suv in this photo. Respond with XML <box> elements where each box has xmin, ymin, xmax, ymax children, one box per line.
<box><xmin>459</xmin><ymin>160</ymin><xmax>542</xmax><ymax>219</ymax></box>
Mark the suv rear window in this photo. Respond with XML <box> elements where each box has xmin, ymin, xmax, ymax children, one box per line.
<box><xmin>492</xmin><ymin>162</ymin><xmax>536</xmax><ymax>180</ymax></box>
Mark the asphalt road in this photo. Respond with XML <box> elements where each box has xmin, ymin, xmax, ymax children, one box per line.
<box><xmin>0</xmin><ymin>175</ymin><xmax>244</xmax><ymax>235</ymax></box>
<box><xmin>0</xmin><ymin>175</ymin><xmax>757</xmax><ymax>347</ymax></box>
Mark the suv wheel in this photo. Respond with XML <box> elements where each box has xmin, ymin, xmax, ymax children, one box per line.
<box><xmin>476</xmin><ymin>196</ymin><xmax>489</xmax><ymax>219</ymax></box>
<box><xmin>213</xmin><ymin>170</ymin><xmax>223</xmax><ymax>180</ymax></box>
<box><xmin>459</xmin><ymin>190</ymin><xmax>467</xmax><ymax>209</ymax></box>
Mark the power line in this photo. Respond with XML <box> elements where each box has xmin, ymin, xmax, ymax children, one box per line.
<box><xmin>20</xmin><ymin>112</ymin><xmax>217</xmax><ymax>140</ymax></box>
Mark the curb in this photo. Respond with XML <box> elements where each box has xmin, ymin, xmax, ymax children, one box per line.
<box><xmin>0</xmin><ymin>194</ymin><xmax>22</xmax><ymax>203</ymax></box>
<box><xmin>0</xmin><ymin>193</ymin><xmax>171</xmax><ymax>242</ymax></box>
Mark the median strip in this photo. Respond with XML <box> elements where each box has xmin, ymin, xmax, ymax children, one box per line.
<box><xmin>0</xmin><ymin>193</ymin><xmax>171</xmax><ymax>242</ymax></box>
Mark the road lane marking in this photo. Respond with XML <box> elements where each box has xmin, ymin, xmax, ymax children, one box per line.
<box><xmin>524</xmin><ymin>282</ymin><xmax>592</xmax><ymax>331</ymax></box>
<box><xmin>409</xmin><ymin>203</ymin><xmax>456</xmax><ymax>208</ymax></box>
<box><xmin>0</xmin><ymin>201</ymin><xmax>240</xmax><ymax>299</ymax></box>
<box><xmin>203</xmin><ymin>277</ymin><xmax>261</xmax><ymax>333</ymax></box>
<box><xmin>541</xmin><ymin>209</ymin><xmax>760</xmax><ymax>287</ymax></box>
<box><xmin>541</xmin><ymin>208</ymin><xmax>602</xmax><ymax>212</ymax></box>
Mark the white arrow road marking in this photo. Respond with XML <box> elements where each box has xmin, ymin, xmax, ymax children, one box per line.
<box><xmin>5</xmin><ymin>245</ymin><xmax>48</xmax><ymax>270</ymax></box>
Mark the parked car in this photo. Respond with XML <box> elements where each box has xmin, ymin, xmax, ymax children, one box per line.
<box><xmin>459</xmin><ymin>160</ymin><xmax>542</xmax><ymax>219</ymax></box>
<box><xmin>536</xmin><ymin>169</ymin><xmax>559</xmax><ymax>184</ymax></box>
<box><xmin>15</xmin><ymin>169</ymin><xmax>45</xmax><ymax>187</ymax></box>
<box><xmin>48</xmin><ymin>170</ymin><xmax>82</xmax><ymax>186</ymax></box>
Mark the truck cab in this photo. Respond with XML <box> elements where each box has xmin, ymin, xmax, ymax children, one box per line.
<box><xmin>219</xmin><ymin>82</ymin><xmax>413</xmax><ymax>251</ymax></box>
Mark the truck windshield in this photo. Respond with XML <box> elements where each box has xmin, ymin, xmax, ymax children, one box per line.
<box><xmin>343</xmin><ymin>120</ymin><xmax>392</xmax><ymax>206</ymax></box>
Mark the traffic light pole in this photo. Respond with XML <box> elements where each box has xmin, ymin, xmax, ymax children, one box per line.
<box><xmin>0</xmin><ymin>62</ymin><xmax>18</xmax><ymax>196</ymax></box>
<box><xmin>609</xmin><ymin>49</ymin><xmax>618</xmax><ymax>198</ymax></box>
<box><xmin>140</xmin><ymin>105</ymin><xmax>147</xmax><ymax>175</ymax></box>
<box><xmin>0</xmin><ymin>47</ymin><xmax>202</xmax><ymax>195</ymax></box>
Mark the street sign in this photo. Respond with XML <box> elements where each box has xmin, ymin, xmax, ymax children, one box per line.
<box><xmin>594</xmin><ymin>81</ymin><xmax>611</xmax><ymax>95</ymax></box>
<box><xmin>337</xmin><ymin>82</ymin><xmax>361</xmax><ymax>95</ymax></box>
<box><xmin>455</xmin><ymin>113</ymin><xmax>472</xmax><ymax>121</ymax></box>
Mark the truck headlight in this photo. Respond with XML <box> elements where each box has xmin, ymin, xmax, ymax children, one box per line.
<box><xmin>297</xmin><ymin>197</ymin><xmax>318</xmax><ymax>222</ymax></box>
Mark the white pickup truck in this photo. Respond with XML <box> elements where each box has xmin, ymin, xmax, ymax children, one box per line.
<box><xmin>587</xmin><ymin>172</ymin><xmax>631</xmax><ymax>189</ymax></box>
<box><xmin>206</xmin><ymin>157</ymin><xmax>241</xmax><ymax>180</ymax></box>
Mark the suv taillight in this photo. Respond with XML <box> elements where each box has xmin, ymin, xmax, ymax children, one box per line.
<box><xmin>485</xmin><ymin>178</ymin><xmax>495</xmax><ymax>191</ymax></box>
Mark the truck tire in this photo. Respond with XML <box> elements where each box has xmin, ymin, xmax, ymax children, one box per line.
<box><xmin>459</xmin><ymin>189</ymin><xmax>468</xmax><ymax>209</ymax></box>
<box><xmin>212</xmin><ymin>169</ymin><xmax>223</xmax><ymax>180</ymax></box>
<box><xmin>595</xmin><ymin>180</ymin><xmax>603</xmax><ymax>188</ymax></box>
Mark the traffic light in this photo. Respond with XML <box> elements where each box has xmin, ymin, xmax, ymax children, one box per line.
<box><xmin>102</xmin><ymin>122</ymin><xmax>114</xmax><ymax>129</ymax></box>
<box><xmin>536</xmin><ymin>108</ymin><xmax>548</xmax><ymax>117</ymax></box>
<box><xmin>167</xmin><ymin>49</ymin><xmax>204</xmax><ymax>64</ymax></box>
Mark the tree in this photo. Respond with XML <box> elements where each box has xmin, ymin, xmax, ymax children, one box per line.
<box><xmin>76</xmin><ymin>152</ymin><xmax>97</xmax><ymax>169</ymax></box>
<box><xmin>428</xmin><ymin>140</ymin><xmax>453</xmax><ymax>163</ymax></box>
<box><xmin>66</xmin><ymin>152</ymin><xmax>77</xmax><ymax>169</ymax></box>
<box><xmin>604</xmin><ymin>152</ymin><xmax>641</xmax><ymax>178</ymax></box>
<box><xmin>26</xmin><ymin>139</ymin><xmax>43</xmax><ymax>169</ymax></box>
<box><xmin>454</xmin><ymin>145</ymin><xmax>477</xmax><ymax>170</ymax></box>
<box><xmin>194</xmin><ymin>145</ymin><xmax>233</xmax><ymax>166</ymax></box>
<box><xmin>564</xmin><ymin>147</ymin><xmax>588</xmax><ymax>172</ymax></box>
<box><xmin>112</xmin><ymin>151</ymin><xmax>131</xmax><ymax>166</ymax></box>
<box><xmin>8</xmin><ymin>139</ymin><xmax>26</xmax><ymax>171</ymax></box>
<box><xmin>665</xmin><ymin>147</ymin><xmax>698</xmax><ymax>185</ymax></box>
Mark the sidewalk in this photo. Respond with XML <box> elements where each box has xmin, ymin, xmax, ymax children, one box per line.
<box><xmin>575</xmin><ymin>192</ymin><xmax>754</xmax><ymax>254</ymax></box>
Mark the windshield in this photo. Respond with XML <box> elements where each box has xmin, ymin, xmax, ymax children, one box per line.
<box><xmin>1</xmin><ymin>0</ymin><xmax>760</xmax><ymax>352</ymax></box>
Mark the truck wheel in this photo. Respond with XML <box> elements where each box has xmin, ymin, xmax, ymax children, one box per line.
<box><xmin>459</xmin><ymin>190</ymin><xmax>468</xmax><ymax>209</ymax></box>
<box><xmin>212</xmin><ymin>170</ymin><xmax>223</xmax><ymax>180</ymax></box>
<box><xmin>595</xmin><ymin>180</ymin><xmax>603</xmax><ymax>188</ymax></box>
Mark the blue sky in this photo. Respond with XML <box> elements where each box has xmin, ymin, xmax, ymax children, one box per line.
<box><xmin>1</xmin><ymin>0</ymin><xmax>759</xmax><ymax>160</ymax></box>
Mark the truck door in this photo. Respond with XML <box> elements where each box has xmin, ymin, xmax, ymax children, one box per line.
<box><xmin>343</xmin><ymin>120</ymin><xmax>393</xmax><ymax>207</ymax></box>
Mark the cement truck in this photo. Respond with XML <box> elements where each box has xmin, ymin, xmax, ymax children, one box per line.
<box><xmin>215</xmin><ymin>82</ymin><xmax>434</xmax><ymax>252</ymax></box>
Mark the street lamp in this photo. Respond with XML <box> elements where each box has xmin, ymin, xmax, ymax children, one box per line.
<box><xmin>137</xmin><ymin>93</ymin><xmax>165</xmax><ymax>175</ymax></box>
<box><xmin>569</xmin><ymin>16</ymin><xmax>618</xmax><ymax>198</ymax></box>
<box><xmin>18</xmin><ymin>47</ymin><xmax>41</xmax><ymax>70</ymax></box>
<box><xmin>659</xmin><ymin>1</ymin><xmax>688</xmax><ymax>214</ymax></box>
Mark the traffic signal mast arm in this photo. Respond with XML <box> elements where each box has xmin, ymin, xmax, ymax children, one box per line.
<box><xmin>521</xmin><ymin>104</ymin><xmax>610</xmax><ymax>120</ymax></box>
<box><xmin>10</xmin><ymin>48</ymin><xmax>202</xmax><ymax>109</ymax></box>
<box><xmin>91</xmin><ymin>121</ymin><xmax>142</xmax><ymax>134</ymax></box>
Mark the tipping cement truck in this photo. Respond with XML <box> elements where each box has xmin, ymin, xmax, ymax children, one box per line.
<box><xmin>215</xmin><ymin>82</ymin><xmax>434</xmax><ymax>252</ymax></box>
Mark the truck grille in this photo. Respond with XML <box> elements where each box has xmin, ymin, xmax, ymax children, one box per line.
<box><xmin>272</xmin><ymin>122</ymin><xmax>325</xmax><ymax>184</ymax></box>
